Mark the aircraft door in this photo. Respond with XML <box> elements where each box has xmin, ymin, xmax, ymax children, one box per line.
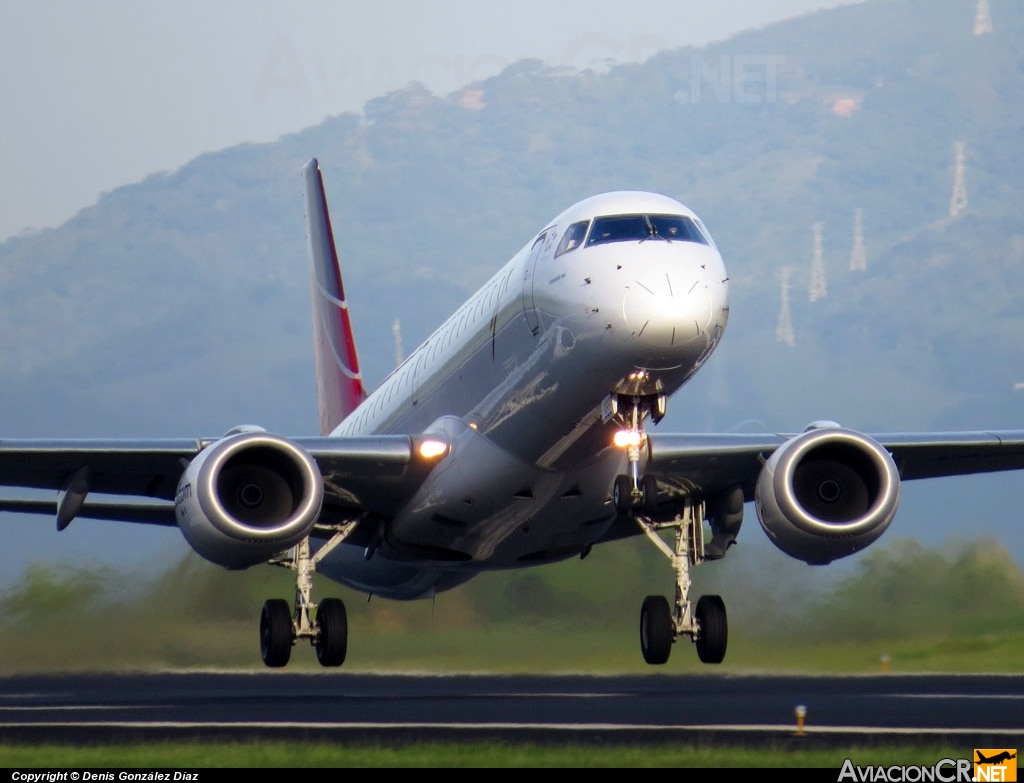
<box><xmin>522</xmin><ymin>228</ymin><xmax>554</xmax><ymax>336</ymax></box>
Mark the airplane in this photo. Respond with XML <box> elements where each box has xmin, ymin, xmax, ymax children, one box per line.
<box><xmin>2</xmin><ymin>157</ymin><xmax>1024</xmax><ymax>669</ymax></box>
<box><xmin>977</xmin><ymin>752</ymin><xmax>1017</xmax><ymax>765</ymax></box>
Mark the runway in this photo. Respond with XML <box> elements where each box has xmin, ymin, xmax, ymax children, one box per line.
<box><xmin>0</xmin><ymin>672</ymin><xmax>1022</xmax><ymax>747</ymax></box>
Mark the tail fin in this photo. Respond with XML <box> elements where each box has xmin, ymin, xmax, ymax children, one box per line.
<box><xmin>303</xmin><ymin>158</ymin><xmax>368</xmax><ymax>435</ymax></box>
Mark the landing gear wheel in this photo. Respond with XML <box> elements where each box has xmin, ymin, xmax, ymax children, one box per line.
<box><xmin>613</xmin><ymin>474</ymin><xmax>634</xmax><ymax>515</ymax></box>
<box><xmin>260</xmin><ymin>598</ymin><xmax>293</xmax><ymax>668</ymax></box>
<box><xmin>641</xmin><ymin>474</ymin><xmax>659</xmax><ymax>515</ymax></box>
<box><xmin>640</xmin><ymin>595</ymin><xmax>673</xmax><ymax>665</ymax></box>
<box><xmin>315</xmin><ymin>597</ymin><xmax>348</xmax><ymax>667</ymax></box>
<box><xmin>695</xmin><ymin>594</ymin><xmax>728</xmax><ymax>664</ymax></box>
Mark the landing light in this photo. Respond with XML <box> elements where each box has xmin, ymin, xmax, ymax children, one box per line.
<box><xmin>628</xmin><ymin>371</ymin><xmax>649</xmax><ymax>382</ymax></box>
<box><xmin>613</xmin><ymin>429</ymin><xmax>644</xmax><ymax>449</ymax></box>
<box><xmin>418</xmin><ymin>439</ymin><xmax>449</xmax><ymax>460</ymax></box>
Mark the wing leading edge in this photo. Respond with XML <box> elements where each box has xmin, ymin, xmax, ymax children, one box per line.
<box><xmin>0</xmin><ymin>434</ymin><xmax>448</xmax><ymax>528</ymax></box>
<box><xmin>5</xmin><ymin>429</ymin><xmax>1021</xmax><ymax>527</ymax></box>
<box><xmin>645</xmin><ymin>429</ymin><xmax>1024</xmax><ymax>504</ymax></box>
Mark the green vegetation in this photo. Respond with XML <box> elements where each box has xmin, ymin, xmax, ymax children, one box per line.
<box><xmin>0</xmin><ymin>740</ymin><xmax>975</xmax><ymax>768</ymax></box>
<box><xmin>2</xmin><ymin>536</ymin><xmax>1023</xmax><ymax>674</ymax></box>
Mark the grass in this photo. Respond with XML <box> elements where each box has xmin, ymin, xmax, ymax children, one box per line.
<box><xmin>5</xmin><ymin>534</ymin><xmax>1024</xmax><ymax>675</ymax></box>
<box><xmin>1</xmin><ymin>539</ymin><xmax>1022</xmax><ymax>766</ymax></box>
<box><xmin>0</xmin><ymin>740</ymin><xmax>976</xmax><ymax>768</ymax></box>
<box><xmin>0</xmin><ymin>628</ymin><xmax>1019</xmax><ymax>769</ymax></box>
<box><xmin>7</xmin><ymin>620</ymin><xmax>1024</xmax><ymax>674</ymax></box>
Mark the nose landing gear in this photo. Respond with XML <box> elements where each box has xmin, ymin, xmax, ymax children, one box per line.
<box><xmin>607</xmin><ymin>392</ymin><xmax>729</xmax><ymax>666</ymax></box>
<box><xmin>610</xmin><ymin>392</ymin><xmax>664</xmax><ymax>515</ymax></box>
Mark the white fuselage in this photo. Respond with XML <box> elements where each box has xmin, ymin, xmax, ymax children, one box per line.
<box><xmin>321</xmin><ymin>191</ymin><xmax>730</xmax><ymax>598</ymax></box>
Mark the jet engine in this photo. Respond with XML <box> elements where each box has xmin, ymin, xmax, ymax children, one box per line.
<box><xmin>175</xmin><ymin>429</ymin><xmax>324</xmax><ymax>568</ymax></box>
<box><xmin>754</xmin><ymin>423</ymin><xmax>900</xmax><ymax>565</ymax></box>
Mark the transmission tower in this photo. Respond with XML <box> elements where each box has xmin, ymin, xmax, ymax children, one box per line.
<box><xmin>850</xmin><ymin>208</ymin><xmax>867</xmax><ymax>272</ymax></box>
<box><xmin>392</xmin><ymin>317</ymin><xmax>404</xmax><ymax>367</ymax></box>
<box><xmin>776</xmin><ymin>266</ymin><xmax>795</xmax><ymax>347</ymax></box>
<box><xmin>950</xmin><ymin>141</ymin><xmax>968</xmax><ymax>219</ymax></box>
<box><xmin>974</xmin><ymin>0</ymin><xmax>993</xmax><ymax>36</ymax></box>
<box><xmin>809</xmin><ymin>222</ymin><xmax>827</xmax><ymax>302</ymax></box>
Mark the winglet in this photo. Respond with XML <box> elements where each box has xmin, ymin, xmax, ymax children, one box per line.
<box><xmin>303</xmin><ymin>158</ymin><xmax>368</xmax><ymax>435</ymax></box>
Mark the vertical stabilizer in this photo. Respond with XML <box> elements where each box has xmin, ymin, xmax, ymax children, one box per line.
<box><xmin>303</xmin><ymin>158</ymin><xmax>368</xmax><ymax>435</ymax></box>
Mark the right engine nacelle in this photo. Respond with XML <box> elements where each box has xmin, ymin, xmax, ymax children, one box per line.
<box><xmin>754</xmin><ymin>424</ymin><xmax>901</xmax><ymax>565</ymax></box>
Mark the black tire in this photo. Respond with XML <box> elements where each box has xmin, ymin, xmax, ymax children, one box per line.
<box><xmin>315</xmin><ymin>597</ymin><xmax>348</xmax><ymax>667</ymax></box>
<box><xmin>640</xmin><ymin>595</ymin><xmax>673</xmax><ymax>665</ymax></box>
<box><xmin>641</xmin><ymin>474</ymin><xmax>659</xmax><ymax>515</ymax></box>
<box><xmin>259</xmin><ymin>598</ymin><xmax>293</xmax><ymax>668</ymax></box>
<box><xmin>613</xmin><ymin>474</ymin><xmax>634</xmax><ymax>515</ymax></box>
<box><xmin>695</xmin><ymin>594</ymin><xmax>728</xmax><ymax>664</ymax></box>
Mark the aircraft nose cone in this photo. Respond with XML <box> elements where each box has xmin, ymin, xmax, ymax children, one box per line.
<box><xmin>622</xmin><ymin>270</ymin><xmax>717</xmax><ymax>348</ymax></box>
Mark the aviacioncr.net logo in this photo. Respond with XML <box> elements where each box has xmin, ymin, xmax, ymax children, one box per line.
<box><xmin>838</xmin><ymin>758</ymin><xmax>973</xmax><ymax>782</ymax></box>
<box><xmin>974</xmin><ymin>749</ymin><xmax>1017</xmax><ymax>782</ymax></box>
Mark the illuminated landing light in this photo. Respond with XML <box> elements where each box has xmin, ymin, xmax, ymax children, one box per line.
<box><xmin>613</xmin><ymin>429</ymin><xmax>645</xmax><ymax>449</ymax></box>
<box><xmin>418</xmin><ymin>439</ymin><xmax>449</xmax><ymax>460</ymax></box>
<box><xmin>628</xmin><ymin>371</ymin><xmax>649</xmax><ymax>382</ymax></box>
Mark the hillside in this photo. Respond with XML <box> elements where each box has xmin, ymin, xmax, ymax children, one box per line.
<box><xmin>0</xmin><ymin>0</ymin><xmax>1022</xmax><ymax>584</ymax></box>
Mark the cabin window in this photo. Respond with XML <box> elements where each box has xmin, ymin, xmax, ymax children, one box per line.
<box><xmin>555</xmin><ymin>220</ymin><xmax>590</xmax><ymax>257</ymax></box>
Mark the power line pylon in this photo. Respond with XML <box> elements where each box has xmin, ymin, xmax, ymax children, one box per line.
<box><xmin>776</xmin><ymin>266</ymin><xmax>795</xmax><ymax>347</ymax></box>
<box><xmin>950</xmin><ymin>141</ymin><xmax>968</xmax><ymax>219</ymax></box>
<box><xmin>974</xmin><ymin>0</ymin><xmax>993</xmax><ymax>36</ymax></box>
<box><xmin>850</xmin><ymin>208</ymin><xmax>867</xmax><ymax>272</ymax></box>
<box><xmin>809</xmin><ymin>222</ymin><xmax>827</xmax><ymax>302</ymax></box>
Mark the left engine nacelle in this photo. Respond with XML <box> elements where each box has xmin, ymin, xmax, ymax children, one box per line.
<box><xmin>754</xmin><ymin>424</ymin><xmax>901</xmax><ymax>565</ymax></box>
<box><xmin>175</xmin><ymin>430</ymin><xmax>324</xmax><ymax>569</ymax></box>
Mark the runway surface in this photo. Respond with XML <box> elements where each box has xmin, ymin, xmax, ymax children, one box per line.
<box><xmin>0</xmin><ymin>672</ymin><xmax>1021</xmax><ymax>746</ymax></box>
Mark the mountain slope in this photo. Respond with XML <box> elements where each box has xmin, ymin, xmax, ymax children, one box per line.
<box><xmin>0</xmin><ymin>0</ymin><xmax>1021</xmax><ymax>571</ymax></box>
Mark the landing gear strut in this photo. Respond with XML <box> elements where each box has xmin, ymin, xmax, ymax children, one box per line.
<box><xmin>635</xmin><ymin>497</ymin><xmax>728</xmax><ymax>665</ymax></box>
<box><xmin>608</xmin><ymin>392</ymin><xmax>728</xmax><ymax>665</ymax></box>
<box><xmin>260</xmin><ymin>521</ymin><xmax>358</xmax><ymax>668</ymax></box>
<box><xmin>609</xmin><ymin>392</ymin><xmax>664</xmax><ymax>514</ymax></box>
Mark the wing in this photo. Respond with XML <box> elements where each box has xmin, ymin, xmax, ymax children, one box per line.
<box><xmin>0</xmin><ymin>161</ymin><xmax>448</xmax><ymax>566</ymax></box>
<box><xmin>644</xmin><ymin>432</ymin><xmax>787</xmax><ymax>502</ymax></box>
<box><xmin>874</xmin><ymin>431</ymin><xmax>1024</xmax><ymax>479</ymax></box>
<box><xmin>620</xmin><ymin>427</ymin><xmax>1024</xmax><ymax>564</ymax></box>
<box><xmin>646</xmin><ymin>429</ymin><xmax>1024</xmax><ymax>501</ymax></box>
<box><xmin>0</xmin><ymin>433</ymin><xmax>447</xmax><ymax>531</ymax></box>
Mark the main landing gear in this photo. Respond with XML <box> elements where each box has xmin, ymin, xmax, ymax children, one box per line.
<box><xmin>609</xmin><ymin>393</ymin><xmax>728</xmax><ymax>666</ymax></box>
<box><xmin>260</xmin><ymin>522</ymin><xmax>359</xmax><ymax>668</ymax></box>
<box><xmin>632</xmin><ymin>497</ymin><xmax>727</xmax><ymax>665</ymax></box>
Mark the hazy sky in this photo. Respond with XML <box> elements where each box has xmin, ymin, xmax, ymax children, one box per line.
<box><xmin>0</xmin><ymin>0</ymin><xmax>862</xmax><ymax>242</ymax></box>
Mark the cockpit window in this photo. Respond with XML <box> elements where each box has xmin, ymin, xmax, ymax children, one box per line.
<box><xmin>649</xmin><ymin>214</ymin><xmax>707</xmax><ymax>244</ymax></box>
<box><xmin>555</xmin><ymin>220</ymin><xmax>590</xmax><ymax>257</ymax></box>
<box><xmin>585</xmin><ymin>213</ymin><xmax>710</xmax><ymax>247</ymax></box>
<box><xmin>587</xmin><ymin>215</ymin><xmax>649</xmax><ymax>246</ymax></box>
<box><xmin>692</xmin><ymin>216</ymin><xmax>717</xmax><ymax>248</ymax></box>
